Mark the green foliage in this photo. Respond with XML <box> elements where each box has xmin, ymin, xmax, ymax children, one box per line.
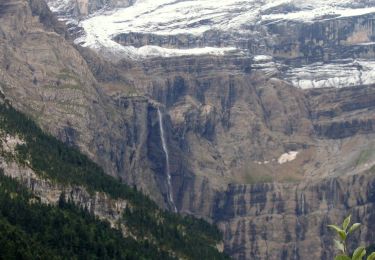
<box><xmin>335</xmin><ymin>256</ymin><xmax>351</xmax><ymax>260</ymax></box>
<box><xmin>343</xmin><ymin>215</ymin><xmax>352</xmax><ymax>231</ymax></box>
<box><xmin>349</xmin><ymin>223</ymin><xmax>362</xmax><ymax>234</ymax></box>
<box><xmin>356</xmin><ymin>148</ymin><xmax>375</xmax><ymax>166</ymax></box>
<box><xmin>353</xmin><ymin>247</ymin><xmax>367</xmax><ymax>260</ymax></box>
<box><xmin>123</xmin><ymin>207</ymin><xmax>226</xmax><ymax>260</ymax></box>
<box><xmin>0</xmin><ymin>171</ymin><xmax>171</xmax><ymax>259</ymax></box>
<box><xmin>0</xmin><ymin>218</ymin><xmax>58</xmax><ymax>259</ymax></box>
<box><xmin>0</xmin><ymin>103</ymin><xmax>228</xmax><ymax>259</ymax></box>
<box><xmin>328</xmin><ymin>215</ymin><xmax>373</xmax><ymax>260</ymax></box>
<box><xmin>0</xmin><ymin>103</ymin><xmax>150</xmax><ymax>206</ymax></box>
<box><xmin>368</xmin><ymin>253</ymin><xmax>375</xmax><ymax>260</ymax></box>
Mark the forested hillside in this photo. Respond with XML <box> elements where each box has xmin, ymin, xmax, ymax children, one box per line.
<box><xmin>0</xmin><ymin>102</ymin><xmax>228</xmax><ymax>260</ymax></box>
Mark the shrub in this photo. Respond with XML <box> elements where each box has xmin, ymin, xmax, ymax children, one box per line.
<box><xmin>328</xmin><ymin>215</ymin><xmax>375</xmax><ymax>260</ymax></box>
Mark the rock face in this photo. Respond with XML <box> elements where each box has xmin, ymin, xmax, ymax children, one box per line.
<box><xmin>64</xmin><ymin>0</ymin><xmax>375</xmax><ymax>88</ymax></box>
<box><xmin>112</xmin><ymin>31</ymin><xmax>262</xmax><ymax>53</ymax></box>
<box><xmin>46</xmin><ymin>0</ymin><xmax>134</xmax><ymax>17</ymax></box>
<box><xmin>2</xmin><ymin>0</ymin><xmax>375</xmax><ymax>259</ymax></box>
<box><xmin>213</xmin><ymin>172</ymin><xmax>375</xmax><ymax>260</ymax></box>
<box><xmin>0</xmin><ymin>133</ymin><xmax>128</xmax><ymax>227</ymax></box>
<box><xmin>267</xmin><ymin>13</ymin><xmax>375</xmax><ymax>88</ymax></box>
<box><xmin>110</xmin><ymin>54</ymin><xmax>375</xmax><ymax>258</ymax></box>
<box><xmin>309</xmin><ymin>86</ymin><xmax>375</xmax><ymax>139</ymax></box>
<box><xmin>268</xmin><ymin>13</ymin><xmax>375</xmax><ymax>63</ymax></box>
<box><xmin>1</xmin><ymin>159</ymin><xmax>128</xmax><ymax>227</ymax></box>
<box><xmin>106</xmin><ymin>54</ymin><xmax>375</xmax><ymax>258</ymax></box>
<box><xmin>0</xmin><ymin>0</ymin><xmax>185</xmax><ymax>209</ymax></box>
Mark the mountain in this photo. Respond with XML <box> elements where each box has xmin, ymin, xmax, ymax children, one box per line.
<box><xmin>0</xmin><ymin>0</ymin><xmax>227</xmax><ymax>258</ymax></box>
<box><xmin>0</xmin><ymin>98</ymin><xmax>227</xmax><ymax>259</ymax></box>
<box><xmin>49</xmin><ymin>0</ymin><xmax>375</xmax><ymax>88</ymax></box>
<box><xmin>1</xmin><ymin>0</ymin><xmax>375</xmax><ymax>259</ymax></box>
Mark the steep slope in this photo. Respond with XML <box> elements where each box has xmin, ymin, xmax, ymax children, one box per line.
<box><xmin>54</xmin><ymin>0</ymin><xmax>375</xmax><ymax>59</ymax></box>
<box><xmin>51</xmin><ymin>0</ymin><xmax>375</xmax><ymax>89</ymax></box>
<box><xmin>0</xmin><ymin>101</ymin><xmax>227</xmax><ymax>259</ymax></box>
<box><xmin>90</xmin><ymin>52</ymin><xmax>375</xmax><ymax>259</ymax></box>
<box><xmin>213</xmin><ymin>172</ymin><xmax>375</xmax><ymax>260</ymax></box>
<box><xmin>0</xmin><ymin>0</ymin><xmax>194</xmax><ymax>209</ymax></box>
<box><xmin>0</xmin><ymin>172</ymin><xmax>170</xmax><ymax>259</ymax></box>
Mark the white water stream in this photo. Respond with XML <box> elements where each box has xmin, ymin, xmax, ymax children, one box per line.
<box><xmin>157</xmin><ymin>108</ymin><xmax>177</xmax><ymax>212</ymax></box>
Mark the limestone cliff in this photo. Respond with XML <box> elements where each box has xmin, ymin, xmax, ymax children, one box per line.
<box><xmin>0</xmin><ymin>0</ymin><xmax>182</xmax><ymax>209</ymax></box>
<box><xmin>98</xmin><ymin>53</ymin><xmax>375</xmax><ymax>258</ymax></box>
<box><xmin>268</xmin><ymin>14</ymin><xmax>375</xmax><ymax>63</ymax></box>
<box><xmin>1</xmin><ymin>158</ymin><xmax>128</xmax><ymax>228</ymax></box>
<box><xmin>213</xmin><ymin>171</ymin><xmax>375</xmax><ymax>260</ymax></box>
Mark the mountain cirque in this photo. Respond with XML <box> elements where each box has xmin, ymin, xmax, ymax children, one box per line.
<box><xmin>1</xmin><ymin>0</ymin><xmax>375</xmax><ymax>259</ymax></box>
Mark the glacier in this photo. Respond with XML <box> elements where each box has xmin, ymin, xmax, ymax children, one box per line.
<box><xmin>284</xmin><ymin>60</ymin><xmax>375</xmax><ymax>89</ymax></box>
<box><xmin>47</xmin><ymin>0</ymin><xmax>375</xmax><ymax>89</ymax></box>
<box><xmin>69</xmin><ymin>0</ymin><xmax>375</xmax><ymax>59</ymax></box>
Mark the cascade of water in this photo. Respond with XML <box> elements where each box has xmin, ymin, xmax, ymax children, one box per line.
<box><xmin>157</xmin><ymin>108</ymin><xmax>177</xmax><ymax>212</ymax></box>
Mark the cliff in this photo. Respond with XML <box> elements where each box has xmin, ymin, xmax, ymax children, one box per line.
<box><xmin>213</xmin><ymin>172</ymin><xmax>375</xmax><ymax>260</ymax></box>
<box><xmin>1</xmin><ymin>0</ymin><xmax>375</xmax><ymax>259</ymax></box>
<box><xmin>0</xmin><ymin>102</ymin><xmax>227</xmax><ymax>259</ymax></box>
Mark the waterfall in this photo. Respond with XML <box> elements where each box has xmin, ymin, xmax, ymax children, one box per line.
<box><xmin>300</xmin><ymin>193</ymin><xmax>305</xmax><ymax>215</ymax></box>
<box><xmin>157</xmin><ymin>108</ymin><xmax>177</xmax><ymax>212</ymax></box>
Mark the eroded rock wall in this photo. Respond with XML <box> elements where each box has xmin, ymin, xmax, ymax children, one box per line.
<box><xmin>268</xmin><ymin>14</ymin><xmax>375</xmax><ymax>64</ymax></box>
<box><xmin>213</xmin><ymin>172</ymin><xmax>375</xmax><ymax>260</ymax></box>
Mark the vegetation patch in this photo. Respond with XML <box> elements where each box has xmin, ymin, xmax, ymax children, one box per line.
<box><xmin>0</xmin><ymin>171</ymin><xmax>171</xmax><ymax>259</ymax></box>
<box><xmin>244</xmin><ymin>172</ymin><xmax>273</xmax><ymax>184</ymax></box>
<box><xmin>356</xmin><ymin>148</ymin><xmax>375</xmax><ymax>166</ymax></box>
<box><xmin>0</xmin><ymin>103</ymin><xmax>228</xmax><ymax>259</ymax></box>
<box><xmin>328</xmin><ymin>215</ymin><xmax>375</xmax><ymax>260</ymax></box>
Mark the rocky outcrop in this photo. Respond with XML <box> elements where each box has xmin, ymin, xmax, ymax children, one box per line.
<box><xmin>0</xmin><ymin>0</ymin><xmax>186</xmax><ymax>210</ymax></box>
<box><xmin>308</xmin><ymin>85</ymin><xmax>375</xmax><ymax>139</ymax></box>
<box><xmin>113</xmin><ymin>30</ymin><xmax>266</xmax><ymax>53</ymax></box>
<box><xmin>115</xmin><ymin>54</ymin><xmax>375</xmax><ymax>259</ymax></box>
<box><xmin>46</xmin><ymin>0</ymin><xmax>135</xmax><ymax>18</ymax></box>
<box><xmin>9</xmin><ymin>161</ymin><xmax>128</xmax><ymax>226</ymax></box>
<box><xmin>0</xmin><ymin>133</ymin><xmax>129</xmax><ymax>226</ymax></box>
<box><xmin>268</xmin><ymin>13</ymin><xmax>375</xmax><ymax>64</ymax></box>
<box><xmin>212</xmin><ymin>171</ymin><xmax>375</xmax><ymax>260</ymax></box>
<box><xmin>76</xmin><ymin>46</ymin><xmax>375</xmax><ymax>258</ymax></box>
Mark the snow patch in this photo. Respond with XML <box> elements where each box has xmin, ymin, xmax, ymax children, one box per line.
<box><xmin>253</xmin><ymin>55</ymin><xmax>273</xmax><ymax>62</ymax></box>
<box><xmin>74</xmin><ymin>35</ymin><xmax>237</xmax><ymax>60</ymax></box>
<box><xmin>134</xmin><ymin>45</ymin><xmax>237</xmax><ymax>58</ymax></box>
<box><xmin>285</xmin><ymin>59</ymin><xmax>375</xmax><ymax>89</ymax></box>
<box><xmin>262</xmin><ymin>6</ymin><xmax>375</xmax><ymax>23</ymax></box>
<box><xmin>278</xmin><ymin>151</ymin><xmax>299</xmax><ymax>164</ymax></box>
<box><xmin>48</xmin><ymin>0</ymin><xmax>375</xmax><ymax>59</ymax></box>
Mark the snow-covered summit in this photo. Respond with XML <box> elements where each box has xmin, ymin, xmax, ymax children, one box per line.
<box><xmin>47</xmin><ymin>0</ymin><xmax>375</xmax><ymax>60</ymax></box>
<box><xmin>47</xmin><ymin>0</ymin><xmax>375</xmax><ymax>89</ymax></box>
